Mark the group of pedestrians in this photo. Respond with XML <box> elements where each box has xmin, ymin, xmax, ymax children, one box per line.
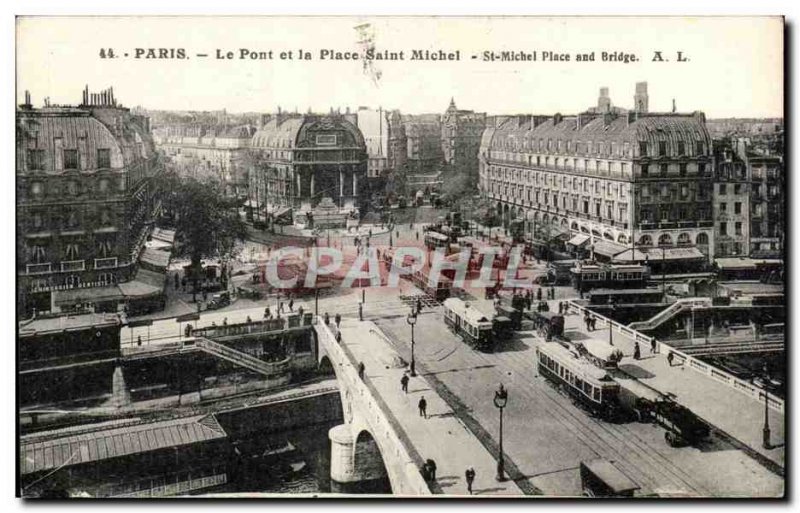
<box><xmin>584</xmin><ymin>311</ymin><xmax>598</xmax><ymax>331</ymax></box>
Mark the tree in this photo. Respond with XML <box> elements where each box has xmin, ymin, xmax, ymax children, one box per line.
<box><xmin>165</xmin><ymin>172</ymin><xmax>248</xmax><ymax>300</ymax></box>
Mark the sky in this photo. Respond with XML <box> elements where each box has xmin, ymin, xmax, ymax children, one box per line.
<box><xmin>16</xmin><ymin>16</ymin><xmax>784</xmax><ymax>118</ymax></box>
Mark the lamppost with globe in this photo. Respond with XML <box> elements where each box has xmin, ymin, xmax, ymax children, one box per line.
<box><xmin>494</xmin><ymin>384</ymin><xmax>509</xmax><ymax>481</ymax></box>
<box><xmin>406</xmin><ymin>311</ymin><xmax>418</xmax><ymax>376</ymax></box>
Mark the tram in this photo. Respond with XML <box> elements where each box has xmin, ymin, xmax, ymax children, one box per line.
<box><xmin>424</xmin><ymin>230</ymin><xmax>450</xmax><ymax>251</ymax></box>
<box><xmin>570</xmin><ymin>262</ymin><xmax>650</xmax><ymax>292</ymax></box>
<box><xmin>443</xmin><ymin>298</ymin><xmax>495</xmax><ymax>352</ymax></box>
<box><xmin>536</xmin><ymin>342</ymin><xmax>621</xmax><ymax>419</ymax></box>
<box><xmin>458</xmin><ymin>236</ymin><xmax>509</xmax><ymax>271</ymax></box>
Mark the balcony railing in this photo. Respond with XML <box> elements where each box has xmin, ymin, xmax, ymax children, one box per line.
<box><xmin>94</xmin><ymin>257</ymin><xmax>119</xmax><ymax>269</ymax></box>
<box><xmin>61</xmin><ymin>260</ymin><xmax>86</xmax><ymax>272</ymax></box>
<box><xmin>26</xmin><ymin>263</ymin><xmax>51</xmax><ymax>275</ymax></box>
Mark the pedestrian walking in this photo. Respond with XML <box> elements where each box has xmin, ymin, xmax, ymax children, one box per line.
<box><xmin>465</xmin><ymin>467</ymin><xmax>476</xmax><ymax>495</ymax></box>
<box><xmin>288</xmin><ymin>298</ymin><xmax>294</xmax><ymax>312</ymax></box>
<box><xmin>335</xmin><ymin>331</ymin><xmax>342</xmax><ymax>343</ymax></box>
<box><xmin>651</xmin><ymin>338</ymin><xmax>658</xmax><ymax>354</ymax></box>
<box><xmin>401</xmin><ymin>373</ymin><xmax>409</xmax><ymax>393</ymax></box>
<box><xmin>137</xmin><ymin>335</ymin><xmax>142</xmax><ymax>347</ymax></box>
<box><xmin>590</xmin><ymin>317</ymin><xmax>596</xmax><ymax>331</ymax></box>
<box><xmin>246</xmin><ymin>315</ymin><xmax>252</xmax><ymax>323</ymax></box>
<box><xmin>264</xmin><ymin>306</ymin><xmax>271</xmax><ymax>319</ymax></box>
<box><xmin>324</xmin><ymin>312</ymin><xmax>330</xmax><ymax>325</ymax></box>
<box><xmin>418</xmin><ymin>396</ymin><xmax>428</xmax><ymax>418</ymax></box>
<box><xmin>667</xmin><ymin>351</ymin><xmax>675</xmax><ymax>366</ymax></box>
<box><xmin>634</xmin><ymin>343</ymin><xmax>641</xmax><ymax>360</ymax></box>
<box><xmin>536</xmin><ymin>288</ymin><xmax>542</xmax><ymax>301</ymax></box>
<box><xmin>298</xmin><ymin>306</ymin><xmax>304</xmax><ymax>319</ymax></box>
<box><xmin>279</xmin><ymin>301</ymin><xmax>284</xmax><ymax>313</ymax></box>
<box><xmin>358</xmin><ymin>361</ymin><xmax>365</xmax><ymax>380</ymax></box>
<box><xmin>358</xmin><ymin>303</ymin><xmax>363</xmax><ymax>321</ymax></box>
<box><xmin>335</xmin><ymin>313</ymin><xmax>341</xmax><ymax>328</ymax></box>
<box><xmin>416</xmin><ymin>298</ymin><xmax>423</xmax><ymax>315</ymax></box>
<box><xmin>426</xmin><ymin>459</ymin><xmax>437</xmax><ymax>481</ymax></box>
<box><xmin>223</xmin><ymin>317</ymin><xmax>228</xmax><ymax>326</ymax></box>
<box><xmin>416</xmin><ymin>231</ymin><xmax>419</xmax><ymax>241</ymax></box>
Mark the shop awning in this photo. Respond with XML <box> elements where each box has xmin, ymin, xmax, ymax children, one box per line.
<box><xmin>118</xmin><ymin>268</ymin><xmax>165</xmax><ymax>298</ymax></box>
<box><xmin>151</xmin><ymin>228</ymin><xmax>176</xmax><ymax>244</ymax></box>
<box><xmin>654</xmin><ymin>247</ymin><xmax>706</xmax><ymax>261</ymax></box>
<box><xmin>53</xmin><ymin>285</ymin><xmax>125</xmax><ymax>306</ymax></box>
<box><xmin>140</xmin><ymin>247</ymin><xmax>171</xmax><ymax>270</ymax></box>
<box><xmin>567</xmin><ymin>234</ymin><xmax>590</xmax><ymax>247</ymax></box>
<box><xmin>592</xmin><ymin>239</ymin><xmax>628</xmax><ymax>258</ymax></box>
<box><xmin>612</xmin><ymin>248</ymin><xmax>650</xmax><ymax>263</ymax></box>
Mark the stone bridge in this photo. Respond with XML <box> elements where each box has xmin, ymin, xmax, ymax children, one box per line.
<box><xmin>314</xmin><ymin>319</ymin><xmax>432</xmax><ymax>495</ymax></box>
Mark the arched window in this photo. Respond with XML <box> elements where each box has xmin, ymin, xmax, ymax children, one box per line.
<box><xmin>65</xmin><ymin>274</ymin><xmax>81</xmax><ymax>288</ymax></box>
<box><xmin>639</xmin><ymin>234</ymin><xmax>653</xmax><ymax>246</ymax></box>
<box><xmin>617</xmin><ymin>234</ymin><xmax>628</xmax><ymax>244</ymax></box>
<box><xmin>603</xmin><ymin>232</ymin><xmax>614</xmax><ymax>241</ymax></box>
<box><xmin>658</xmin><ymin>233</ymin><xmax>673</xmax><ymax>247</ymax></box>
<box><xmin>677</xmin><ymin>233</ymin><xmax>692</xmax><ymax>246</ymax></box>
<box><xmin>571</xmin><ymin>221</ymin><xmax>579</xmax><ymax>230</ymax></box>
<box><xmin>696</xmin><ymin>232</ymin><xmax>709</xmax><ymax>246</ymax></box>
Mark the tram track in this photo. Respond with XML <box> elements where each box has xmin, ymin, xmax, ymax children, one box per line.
<box><xmin>375</xmin><ymin>311</ymin><xmax>713</xmax><ymax>496</ymax></box>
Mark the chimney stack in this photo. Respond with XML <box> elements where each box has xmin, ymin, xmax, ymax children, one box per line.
<box><xmin>634</xmin><ymin>82</ymin><xmax>649</xmax><ymax>113</ymax></box>
<box><xmin>598</xmin><ymin>87</ymin><xmax>611</xmax><ymax>113</ymax></box>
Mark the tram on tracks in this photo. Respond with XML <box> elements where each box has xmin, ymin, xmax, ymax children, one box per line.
<box><xmin>458</xmin><ymin>236</ymin><xmax>510</xmax><ymax>271</ymax></box>
<box><xmin>536</xmin><ymin>338</ymin><xmax>711</xmax><ymax>444</ymax></box>
<box><xmin>443</xmin><ymin>297</ymin><xmax>495</xmax><ymax>352</ymax></box>
<box><xmin>380</xmin><ymin>248</ymin><xmax>453</xmax><ymax>301</ymax></box>
<box><xmin>535</xmin><ymin>342</ymin><xmax>621</xmax><ymax>419</ymax></box>
<box><xmin>570</xmin><ymin>262</ymin><xmax>650</xmax><ymax>292</ymax></box>
<box><xmin>424</xmin><ymin>230</ymin><xmax>451</xmax><ymax>251</ymax></box>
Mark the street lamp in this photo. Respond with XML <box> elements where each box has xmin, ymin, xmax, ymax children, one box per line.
<box><xmin>762</xmin><ymin>362</ymin><xmax>772</xmax><ymax>449</ymax></box>
<box><xmin>406</xmin><ymin>311</ymin><xmax>418</xmax><ymax>376</ymax></box>
<box><xmin>493</xmin><ymin>384</ymin><xmax>509</xmax><ymax>482</ymax></box>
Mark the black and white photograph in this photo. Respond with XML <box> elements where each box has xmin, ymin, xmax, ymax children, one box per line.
<box><xmin>12</xmin><ymin>14</ymin><xmax>786</xmax><ymax>499</ymax></box>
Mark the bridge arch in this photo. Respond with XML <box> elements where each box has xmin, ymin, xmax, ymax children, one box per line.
<box><xmin>352</xmin><ymin>429</ymin><xmax>393</xmax><ymax>493</ymax></box>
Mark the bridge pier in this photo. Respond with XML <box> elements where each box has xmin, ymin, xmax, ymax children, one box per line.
<box><xmin>329</xmin><ymin>424</ymin><xmax>391</xmax><ymax>494</ymax></box>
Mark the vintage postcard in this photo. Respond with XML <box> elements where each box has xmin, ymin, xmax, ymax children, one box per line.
<box><xmin>15</xmin><ymin>16</ymin><xmax>784</xmax><ymax>498</ymax></box>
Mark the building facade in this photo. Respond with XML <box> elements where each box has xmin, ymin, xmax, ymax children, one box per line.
<box><xmin>153</xmin><ymin>124</ymin><xmax>253</xmax><ymax>197</ymax></box>
<box><xmin>479</xmin><ymin>88</ymin><xmax>715</xmax><ymax>262</ymax></box>
<box><xmin>738</xmin><ymin>140</ymin><xmax>784</xmax><ymax>259</ymax></box>
<box><xmin>355</xmin><ymin>107</ymin><xmax>390</xmax><ymax>185</ymax></box>
<box><xmin>16</xmin><ymin>88</ymin><xmax>164</xmax><ymax>315</ymax></box>
<box><xmin>441</xmin><ymin>98</ymin><xmax>486</xmax><ymax>183</ymax></box>
<box><xmin>402</xmin><ymin>114</ymin><xmax>443</xmax><ymax>174</ymax></box>
<box><xmin>248</xmin><ymin>111</ymin><xmax>368</xmax><ymax>220</ymax></box>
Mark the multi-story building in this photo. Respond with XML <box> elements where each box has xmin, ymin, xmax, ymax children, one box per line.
<box><xmin>248</xmin><ymin>110</ymin><xmax>368</xmax><ymax>223</ymax></box>
<box><xmin>738</xmin><ymin>139</ymin><xmax>784</xmax><ymax>259</ymax></box>
<box><xmin>153</xmin><ymin>124</ymin><xmax>254</xmax><ymax>197</ymax></box>
<box><xmin>441</xmin><ymin>98</ymin><xmax>486</xmax><ymax>183</ymax></box>
<box><xmin>402</xmin><ymin>114</ymin><xmax>443</xmax><ymax>174</ymax></box>
<box><xmin>479</xmin><ymin>84</ymin><xmax>715</xmax><ymax>264</ymax></box>
<box><xmin>355</xmin><ymin>107</ymin><xmax>390</xmax><ymax>186</ymax></box>
<box><xmin>712</xmin><ymin>140</ymin><xmax>751</xmax><ymax>257</ymax></box>
<box><xmin>16</xmin><ymin>88</ymin><xmax>165</xmax><ymax>315</ymax></box>
<box><xmin>386</xmin><ymin>109</ymin><xmax>407</xmax><ymax>172</ymax></box>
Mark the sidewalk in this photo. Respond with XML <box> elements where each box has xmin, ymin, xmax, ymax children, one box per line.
<box><xmin>558</xmin><ymin>303</ymin><xmax>785</xmax><ymax>469</ymax></box>
<box><xmin>338</xmin><ymin>319</ymin><xmax>525</xmax><ymax>496</ymax></box>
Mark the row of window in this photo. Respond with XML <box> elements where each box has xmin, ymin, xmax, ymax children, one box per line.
<box><xmin>637</xmin><ymin>232</ymin><xmax>709</xmax><ymax>246</ymax></box>
<box><xmin>486</xmin><ymin>169</ymin><xmax>630</xmax><ymax>199</ymax></box>
<box><xmin>28</xmin><ymin>210</ymin><xmax>116</xmax><ymax>230</ymax></box>
<box><xmin>27</xmin><ymin>148</ymin><xmax>113</xmax><ymax>171</ymax></box>
<box><xmin>639</xmin><ymin>205</ymin><xmax>711</xmax><ymax>223</ymax></box>
<box><xmin>26</xmin><ymin>176</ymin><xmax>124</xmax><ymax>198</ymax></box>
<box><xmin>489</xmin><ymin>137</ymin><xmax>706</xmax><ymax>159</ymax></box>
<box><xmin>486</xmin><ymin>183</ymin><xmax>630</xmax><ymax>221</ymax></box>
<box><xmin>27</xmin><ymin>239</ymin><xmax>117</xmax><ymax>263</ymax></box>
<box><xmin>640</xmin><ymin>183</ymin><xmax>710</xmax><ymax>200</ymax></box>
<box><xmin>719</xmin><ymin>222</ymin><xmax>744</xmax><ymax>237</ymax></box>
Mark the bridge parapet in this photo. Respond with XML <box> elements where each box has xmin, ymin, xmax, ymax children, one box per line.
<box><xmin>567</xmin><ymin>300</ymin><xmax>784</xmax><ymax>414</ymax></box>
<box><xmin>315</xmin><ymin>320</ymin><xmax>431</xmax><ymax>495</ymax></box>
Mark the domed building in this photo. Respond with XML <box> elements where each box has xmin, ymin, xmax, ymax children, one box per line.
<box><xmin>249</xmin><ymin>111</ymin><xmax>368</xmax><ymax>226</ymax></box>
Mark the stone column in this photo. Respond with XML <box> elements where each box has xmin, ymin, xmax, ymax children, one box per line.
<box><xmin>311</xmin><ymin>173</ymin><xmax>316</xmax><ymax>200</ymax></box>
<box><xmin>340</xmin><ymin>170</ymin><xmax>344</xmax><ymax>197</ymax></box>
<box><xmin>352</xmin><ymin>172</ymin><xmax>358</xmax><ymax>196</ymax></box>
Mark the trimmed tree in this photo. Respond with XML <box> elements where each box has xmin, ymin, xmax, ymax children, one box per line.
<box><xmin>166</xmin><ymin>172</ymin><xmax>248</xmax><ymax>300</ymax></box>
